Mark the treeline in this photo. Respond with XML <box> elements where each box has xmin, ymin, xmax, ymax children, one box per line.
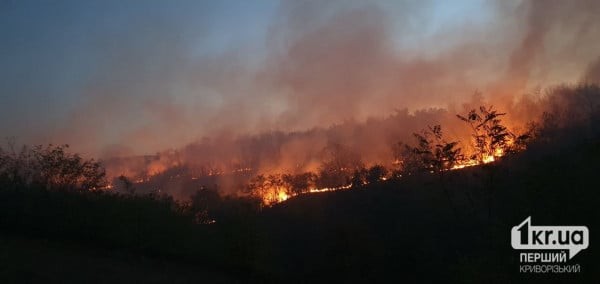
<box><xmin>0</xmin><ymin>143</ymin><xmax>107</xmax><ymax>191</ymax></box>
<box><xmin>241</xmin><ymin>83</ymin><xmax>600</xmax><ymax>202</ymax></box>
<box><xmin>0</xmin><ymin>82</ymin><xmax>598</xmax><ymax>282</ymax></box>
<box><xmin>0</xmin><ymin>145</ymin><xmax>264</xmax><ymax>273</ymax></box>
<box><xmin>243</xmin><ymin>104</ymin><xmax>530</xmax><ymax>203</ymax></box>
<box><xmin>95</xmin><ymin>82</ymin><xmax>600</xmax><ymax>205</ymax></box>
<box><xmin>1</xmin><ymin>83</ymin><xmax>599</xmax><ymax>224</ymax></box>
<box><xmin>0</xmin><ymin>142</ymin><xmax>263</xmax><ymax>241</ymax></box>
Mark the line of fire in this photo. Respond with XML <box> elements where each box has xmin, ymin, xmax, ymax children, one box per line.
<box><xmin>95</xmin><ymin>102</ymin><xmax>545</xmax><ymax>207</ymax></box>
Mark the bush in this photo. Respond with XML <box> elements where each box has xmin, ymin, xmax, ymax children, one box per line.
<box><xmin>0</xmin><ymin>143</ymin><xmax>107</xmax><ymax>191</ymax></box>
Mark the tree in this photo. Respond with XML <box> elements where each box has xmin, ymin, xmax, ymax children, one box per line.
<box><xmin>316</xmin><ymin>143</ymin><xmax>364</xmax><ymax>188</ymax></box>
<box><xmin>245</xmin><ymin>173</ymin><xmax>291</xmax><ymax>205</ymax></box>
<box><xmin>407</xmin><ymin>125</ymin><xmax>463</xmax><ymax>173</ymax></box>
<box><xmin>366</xmin><ymin>165</ymin><xmax>388</xmax><ymax>184</ymax></box>
<box><xmin>266</xmin><ymin>174</ymin><xmax>290</xmax><ymax>203</ymax></box>
<box><xmin>117</xmin><ymin>175</ymin><xmax>135</xmax><ymax>195</ymax></box>
<box><xmin>392</xmin><ymin>142</ymin><xmax>422</xmax><ymax>177</ymax></box>
<box><xmin>246</xmin><ymin>174</ymin><xmax>268</xmax><ymax>198</ymax></box>
<box><xmin>457</xmin><ymin>105</ymin><xmax>530</xmax><ymax>221</ymax></box>
<box><xmin>0</xmin><ymin>143</ymin><xmax>107</xmax><ymax>191</ymax></box>
<box><xmin>351</xmin><ymin>168</ymin><xmax>367</xmax><ymax>188</ymax></box>
<box><xmin>457</xmin><ymin>106</ymin><xmax>511</xmax><ymax>163</ymax></box>
<box><xmin>282</xmin><ymin>172</ymin><xmax>317</xmax><ymax>195</ymax></box>
<box><xmin>190</xmin><ymin>187</ymin><xmax>222</xmax><ymax>224</ymax></box>
<box><xmin>401</xmin><ymin>125</ymin><xmax>463</xmax><ymax>220</ymax></box>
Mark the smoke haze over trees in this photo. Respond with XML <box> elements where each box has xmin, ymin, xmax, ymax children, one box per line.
<box><xmin>2</xmin><ymin>0</ymin><xmax>600</xmax><ymax>157</ymax></box>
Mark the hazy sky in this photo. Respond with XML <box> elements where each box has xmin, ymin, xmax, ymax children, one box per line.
<box><xmin>1</xmin><ymin>0</ymin><xmax>280</xmax><ymax>151</ymax></box>
<box><xmin>1</xmin><ymin>0</ymin><xmax>598</xmax><ymax>157</ymax></box>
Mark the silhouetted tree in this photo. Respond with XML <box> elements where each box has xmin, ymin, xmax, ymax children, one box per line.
<box><xmin>0</xmin><ymin>143</ymin><xmax>107</xmax><ymax>191</ymax></box>
<box><xmin>350</xmin><ymin>168</ymin><xmax>367</xmax><ymax>188</ymax></box>
<box><xmin>457</xmin><ymin>106</ymin><xmax>530</xmax><ymax>223</ymax></box>
<box><xmin>245</xmin><ymin>173</ymin><xmax>291</xmax><ymax>204</ymax></box>
<box><xmin>282</xmin><ymin>172</ymin><xmax>317</xmax><ymax>195</ymax></box>
<box><xmin>392</xmin><ymin>142</ymin><xmax>422</xmax><ymax>177</ymax></box>
<box><xmin>117</xmin><ymin>175</ymin><xmax>135</xmax><ymax>195</ymax></box>
<box><xmin>505</xmin><ymin>132</ymin><xmax>531</xmax><ymax>155</ymax></box>
<box><xmin>408</xmin><ymin>125</ymin><xmax>463</xmax><ymax>173</ymax></box>
<box><xmin>246</xmin><ymin>174</ymin><xmax>268</xmax><ymax>198</ymax></box>
<box><xmin>190</xmin><ymin>187</ymin><xmax>222</xmax><ymax>224</ymax></box>
<box><xmin>457</xmin><ymin>106</ymin><xmax>511</xmax><ymax>162</ymax></box>
<box><xmin>366</xmin><ymin>165</ymin><xmax>388</xmax><ymax>184</ymax></box>
<box><xmin>402</xmin><ymin>125</ymin><xmax>463</xmax><ymax>220</ymax></box>
<box><xmin>267</xmin><ymin>174</ymin><xmax>290</xmax><ymax>202</ymax></box>
<box><xmin>316</xmin><ymin>143</ymin><xmax>364</xmax><ymax>188</ymax></box>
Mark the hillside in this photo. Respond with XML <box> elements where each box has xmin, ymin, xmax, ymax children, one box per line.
<box><xmin>1</xmin><ymin>133</ymin><xmax>598</xmax><ymax>283</ymax></box>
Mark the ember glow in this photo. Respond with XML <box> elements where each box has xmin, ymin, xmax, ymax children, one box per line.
<box><xmin>451</xmin><ymin>136</ymin><xmax>518</xmax><ymax>170</ymax></box>
<box><xmin>261</xmin><ymin>184</ymin><xmax>353</xmax><ymax>206</ymax></box>
<box><xmin>264</xmin><ymin>189</ymin><xmax>290</xmax><ymax>204</ymax></box>
<box><xmin>451</xmin><ymin>151</ymin><xmax>499</xmax><ymax>170</ymax></box>
<box><xmin>309</xmin><ymin>184</ymin><xmax>353</xmax><ymax>194</ymax></box>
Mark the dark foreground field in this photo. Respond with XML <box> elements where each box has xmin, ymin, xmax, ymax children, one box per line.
<box><xmin>1</xmin><ymin>136</ymin><xmax>599</xmax><ymax>283</ymax></box>
<box><xmin>256</xmin><ymin>137</ymin><xmax>600</xmax><ymax>283</ymax></box>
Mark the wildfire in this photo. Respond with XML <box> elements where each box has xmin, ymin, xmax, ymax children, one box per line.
<box><xmin>207</xmin><ymin>168</ymin><xmax>252</xmax><ymax>176</ymax></box>
<box><xmin>232</xmin><ymin>168</ymin><xmax>252</xmax><ymax>173</ymax></box>
<box><xmin>258</xmin><ymin>183</ymin><xmax>353</xmax><ymax>206</ymax></box>
<box><xmin>91</xmin><ymin>184</ymin><xmax>114</xmax><ymax>191</ymax></box>
<box><xmin>308</xmin><ymin>184</ymin><xmax>352</xmax><ymax>194</ymax></box>
<box><xmin>257</xmin><ymin>142</ymin><xmax>517</xmax><ymax>205</ymax></box>
<box><xmin>451</xmin><ymin>145</ymin><xmax>507</xmax><ymax>170</ymax></box>
<box><xmin>482</xmin><ymin>155</ymin><xmax>495</xmax><ymax>164</ymax></box>
<box><xmin>102</xmin><ymin>135</ymin><xmax>520</xmax><ymax>206</ymax></box>
<box><xmin>101</xmin><ymin>139</ymin><xmax>516</xmax><ymax>206</ymax></box>
<box><xmin>450</xmin><ymin>159</ymin><xmax>478</xmax><ymax>170</ymax></box>
<box><xmin>278</xmin><ymin>191</ymin><xmax>290</xmax><ymax>202</ymax></box>
<box><xmin>261</xmin><ymin>188</ymin><xmax>290</xmax><ymax>205</ymax></box>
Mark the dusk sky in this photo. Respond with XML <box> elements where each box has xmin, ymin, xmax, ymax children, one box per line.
<box><xmin>1</xmin><ymin>0</ymin><xmax>599</xmax><ymax>157</ymax></box>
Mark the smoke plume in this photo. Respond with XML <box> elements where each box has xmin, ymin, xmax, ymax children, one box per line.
<box><xmin>4</xmin><ymin>1</ymin><xmax>599</xmax><ymax>197</ymax></box>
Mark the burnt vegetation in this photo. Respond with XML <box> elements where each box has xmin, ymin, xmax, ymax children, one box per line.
<box><xmin>1</xmin><ymin>83</ymin><xmax>600</xmax><ymax>282</ymax></box>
